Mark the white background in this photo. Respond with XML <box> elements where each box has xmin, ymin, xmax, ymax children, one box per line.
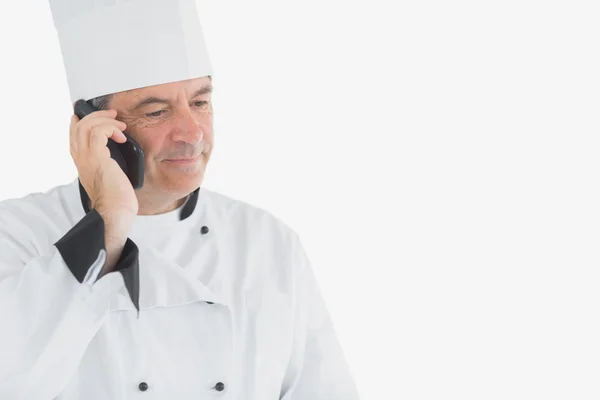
<box><xmin>1</xmin><ymin>1</ymin><xmax>599</xmax><ymax>398</ymax></box>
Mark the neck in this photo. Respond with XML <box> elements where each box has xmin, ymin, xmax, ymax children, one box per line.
<box><xmin>137</xmin><ymin>196</ymin><xmax>187</xmax><ymax>216</ymax></box>
<box><xmin>80</xmin><ymin>180</ymin><xmax>189</xmax><ymax>216</ymax></box>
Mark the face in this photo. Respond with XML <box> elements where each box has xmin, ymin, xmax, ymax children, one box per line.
<box><xmin>108</xmin><ymin>76</ymin><xmax>214</xmax><ymax>201</ymax></box>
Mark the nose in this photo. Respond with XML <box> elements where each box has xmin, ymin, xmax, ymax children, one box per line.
<box><xmin>172</xmin><ymin>106</ymin><xmax>204</xmax><ymax>144</ymax></box>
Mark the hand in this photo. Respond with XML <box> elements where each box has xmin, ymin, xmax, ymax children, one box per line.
<box><xmin>69</xmin><ymin>108</ymin><xmax>139</xmax><ymax>221</ymax></box>
<box><xmin>70</xmin><ymin>108</ymin><xmax>138</xmax><ymax>275</ymax></box>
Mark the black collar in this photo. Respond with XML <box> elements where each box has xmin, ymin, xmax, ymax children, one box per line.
<box><xmin>78</xmin><ymin>179</ymin><xmax>200</xmax><ymax>220</ymax></box>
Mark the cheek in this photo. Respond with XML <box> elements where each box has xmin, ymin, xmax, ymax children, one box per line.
<box><xmin>203</xmin><ymin>128</ymin><xmax>214</xmax><ymax>143</ymax></box>
<box><xmin>137</xmin><ymin>133</ymin><xmax>166</xmax><ymax>159</ymax></box>
<box><xmin>122</xmin><ymin>118</ymin><xmax>162</xmax><ymax>151</ymax></box>
<box><xmin>199</xmin><ymin>108</ymin><xmax>213</xmax><ymax>133</ymax></box>
<box><xmin>202</xmin><ymin>115</ymin><xmax>214</xmax><ymax>136</ymax></box>
<box><xmin>202</xmin><ymin>130</ymin><xmax>215</xmax><ymax>154</ymax></box>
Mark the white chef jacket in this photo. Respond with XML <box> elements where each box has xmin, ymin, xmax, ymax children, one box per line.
<box><xmin>0</xmin><ymin>178</ymin><xmax>359</xmax><ymax>399</ymax></box>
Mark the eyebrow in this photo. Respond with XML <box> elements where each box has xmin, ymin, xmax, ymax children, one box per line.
<box><xmin>129</xmin><ymin>85</ymin><xmax>213</xmax><ymax>111</ymax></box>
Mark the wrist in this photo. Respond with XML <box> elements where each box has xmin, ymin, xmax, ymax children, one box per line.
<box><xmin>98</xmin><ymin>212</ymin><xmax>133</xmax><ymax>247</ymax></box>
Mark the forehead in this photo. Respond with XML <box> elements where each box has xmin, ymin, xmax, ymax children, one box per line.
<box><xmin>117</xmin><ymin>76</ymin><xmax>212</xmax><ymax>103</ymax></box>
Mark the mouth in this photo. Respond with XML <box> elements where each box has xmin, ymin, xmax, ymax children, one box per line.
<box><xmin>163</xmin><ymin>155</ymin><xmax>201</xmax><ymax>163</ymax></box>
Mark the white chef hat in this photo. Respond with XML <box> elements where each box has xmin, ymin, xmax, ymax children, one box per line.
<box><xmin>48</xmin><ymin>0</ymin><xmax>213</xmax><ymax>103</ymax></box>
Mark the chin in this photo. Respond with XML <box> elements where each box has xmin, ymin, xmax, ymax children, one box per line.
<box><xmin>156</xmin><ymin>156</ymin><xmax>208</xmax><ymax>191</ymax></box>
<box><xmin>173</xmin><ymin>170</ymin><xmax>205</xmax><ymax>192</ymax></box>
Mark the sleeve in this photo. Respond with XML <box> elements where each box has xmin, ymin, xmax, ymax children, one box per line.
<box><xmin>279</xmin><ymin>233</ymin><xmax>361</xmax><ymax>400</ymax></box>
<box><xmin>0</xmin><ymin>207</ymin><xmax>138</xmax><ymax>400</ymax></box>
<box><xmin>55</xmin><ymin>209</ymin><xmax>109</xmax><ymax>285</ymax></box>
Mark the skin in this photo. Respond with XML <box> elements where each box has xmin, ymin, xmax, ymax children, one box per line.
<box><xmin>104</xmin><ymin>76</ymin><xmax>214</xmax><ymax>216</ymax></box>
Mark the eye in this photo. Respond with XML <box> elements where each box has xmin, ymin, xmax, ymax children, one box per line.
<box><xmin>146</xmin><ymin>110</ymin><xmax>166</xmax><ymax>118</ymax></box>
<box><xmin>193</xmin><ymin>101</ymin><xmax>208</xmax><ymax>107</ymax></box>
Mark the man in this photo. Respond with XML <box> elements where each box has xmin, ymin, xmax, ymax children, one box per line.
<box><xmin>0</xmin><ymin>0</ymin><xmax>359</xmax><ymax>399</ymax></box>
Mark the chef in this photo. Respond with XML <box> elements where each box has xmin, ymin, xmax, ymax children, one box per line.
<box><xmin>0</xmin><ymin>0</ymin><xmax>360</xmax><ymax>399</ymax></box>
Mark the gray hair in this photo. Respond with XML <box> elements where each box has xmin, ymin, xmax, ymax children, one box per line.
<box><xmin>88</xmin><ymin>75</ymin><xmax>212</xmax><ymax>110</ymax></box>
<box><xmin>89</xmin><ymin>94</ymin><xmax>113</xmax><ymax>110</ymax></box>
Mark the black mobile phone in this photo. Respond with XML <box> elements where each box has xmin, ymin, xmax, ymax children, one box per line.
<box><xmin>74</xmin><ymin>99</ymin><xmax>145</xmax><ymax>189</ymax></box>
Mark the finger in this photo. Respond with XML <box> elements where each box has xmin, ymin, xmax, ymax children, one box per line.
<box><xmin>77</xmin><ymin>115</ymin><xmax>127</xmax><ymax>135</ymax></box>
<box><xmin>76</xmin><ymin>119</ymin><xmax>127</xmax><ymax>150</ymax></box>
<box><xmin>87</xmin><ymin>142</ymin><xmax>111</xmax><ymax>172</ymax></box>
<box><xmin>88</xmin><ymin>126</ymin><xmax>126</xmax><ymax>153</ymax></box>
<box><xmin>88</xmin><ymin>127</ymin><xmax>108</xmax><ymax>154</ymax></box>
<box><xmin>74</xmin><ymin>109</ymin><xmax>118</xmax><ymax>128</ymax></box>
<box><xmin>80</xmin><ymin>109</ymin><xmax>118</xmax><ymax>120</ymax></box>
<box><xmin>114</xmin><ymin>130</ymin><xmax>127</xmax><ymax>143</ymax></box>
<box><xmin>87</xmin><ymin>127</ymin><xmax>113</xmax><ymax>168</ymax></box>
